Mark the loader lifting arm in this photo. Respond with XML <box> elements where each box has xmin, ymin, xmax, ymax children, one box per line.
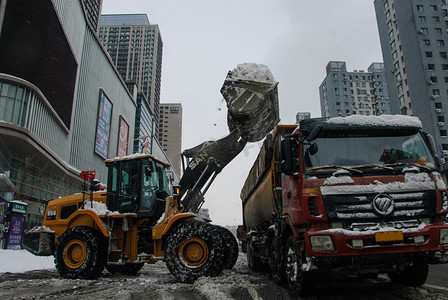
<box><xmin>176</xmin><ymin>63</ymin><xmax>280</xmax><ymax>213</ymax></box>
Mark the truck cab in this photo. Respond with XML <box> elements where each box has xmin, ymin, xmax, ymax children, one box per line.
<box><xmin>242</xmin><ymin>115</ymin><xmax>448</xmax><ymax>295</ymax></box>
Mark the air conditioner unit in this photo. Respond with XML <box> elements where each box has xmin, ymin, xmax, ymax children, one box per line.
<box><xmin>427</xmin><ymin>80</ymin><xmax>433</xmax><ymax>85</ymax></box>
<box><xmin>443</xmin><ymin>150</ymin><xmax>448</xmax><ymax>156</ymax></box>
<box><xmin>439</xmin><ymin>122</ymin><xmax>445</xmax><ymax>126</ymax></box>
<box><xmin>436</xmin><ymin>109</ymin><xmax>442</xmax><ymax>113</ymax></box>
<box><xmin>431</xmin><ymin>95</ymin><xmax>439</xmax><ymax>100</ymax></box>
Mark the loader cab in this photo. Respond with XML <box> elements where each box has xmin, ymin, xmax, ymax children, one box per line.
<box><xmin>105</xmin><ymin>155</ymin><xmax>171</xmax><ymax>221</ymax></box>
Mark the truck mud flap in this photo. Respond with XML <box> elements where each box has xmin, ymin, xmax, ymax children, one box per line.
<box><xmin>23</xmin><ymin>231</ymin><xmax>55</xmax><ymax>256</ymax></box>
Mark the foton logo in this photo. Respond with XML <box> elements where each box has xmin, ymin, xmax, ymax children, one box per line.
<box><xmin>372</xmin><ymin>194</ymin><xmax>394</xmax><ymax>217</ymax></box>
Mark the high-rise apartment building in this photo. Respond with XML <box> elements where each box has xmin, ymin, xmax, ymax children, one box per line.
<box><xmin>320</xmin><ymin>61</ymin><xmax>392</xmax><ymax>118</ymax></box>
<box><xmin>374</xmin><ymin>0</ymin><xmax>448</xmax><ymax>159</ymax></box>
<box><xmin>158</xmin><ymin>104</ymin><xmax>183</xmax><ymax>176</ymax></box>
<box><xmin>98</xmin><ymin>14</ymin><xmax>163</xmax><ymax>134</ymax></box>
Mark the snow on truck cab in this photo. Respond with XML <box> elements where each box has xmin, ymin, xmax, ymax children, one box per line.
<box><xmin>241</xmin><ymin>114</ymin><xmax>448</xmax><ymax>295</ymax></box>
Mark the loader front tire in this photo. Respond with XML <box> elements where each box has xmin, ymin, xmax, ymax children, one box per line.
<box><xmin>55</xmin><ymin>227</ymin><xmax>105</xmax><ymax>279</ymax></box>
<box><xmin>165</xmin><ymin>220</ymin><xmax>225</xmax><ymax>283</ymax></box>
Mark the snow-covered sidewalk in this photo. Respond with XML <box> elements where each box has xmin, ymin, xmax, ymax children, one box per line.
<box><xmin>0</xmin><ymin>249</ymin><xmax>55</xmax><ymax>273</ymax></box>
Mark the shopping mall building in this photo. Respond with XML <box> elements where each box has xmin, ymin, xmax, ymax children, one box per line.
<box><xmin>0</xmin><ymin>0</ymin><xmax>162</xmax><ymax>229</ymax></box>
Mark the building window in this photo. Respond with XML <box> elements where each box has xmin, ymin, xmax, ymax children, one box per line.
<box><xmin>437</xmin><ymin>40</ymin><xmax>446</xmax><ymax>46</ymax></box>
<box><xmin>433</xmin><ymin>89</ymin><xmax>441</xmax><ymax>96</ymax></box>
<box><xmin>440</xmin><ymin>130</ymin><xmax>447</xmax><ymax>137</ymax></box>
<box><xmin>428</xmin><ymin>64</ymin><xmax>436</xmax><ymax>70</ymax></box>
<box><xmin>436</xmin><ymin>103</ymin><xmax>443</xmax><ymax>109</ymax></box>
<box><xmin>440</xmin><ymin>52</ymin><xmax>447</xmax><ymax>59</ymax></box>
<box><xmin>389</xmin><ymin>30</ymin><xmax>394</xmax><ymax>40</ymax></box>
<box><xmin>390</xmin><ymin>40</ymin><xmax>396</xmax><ymax>49</ymax></box>
<box><xmin>431</xmin><ymin>5</ymin><xmax>438</xmax><ymax>11</ymax></box>
<box><xmin>418</xmin><ymin>16</ymin><xmax>426</xmax><ymax>23</ymax></box>
<box><xmin>416</xmin><ymin>5</ymin><xmax>424</xmax><ymax>11</ymax></box>
<box><xmin>430</xmin><ymin>76</ymin><xmax>438</xmax><ymax>83</ymax></box>
<box><xmin>424</xmin><ymin>39</ymin><xmax>431</xmax><ymax>45</ymax></box>
<box><xmin>399</xmin><ymin>95</ymin><xmax>405</xmax><ymax>105</ymax></box>
<box><xmin>433</xmin><ymin>16</ymin><xmax>441</xmax><ymax>23</ymax></box>
<box><xmin>401</xmin><ymin>107</ymin><xmax>408</xmax><ymax>115</ymax></box>
<box><xmin>426</xmin><ymin>51</ymin><xmax>433</xmax><ymax>57</ymax></box>
<box><xmin>436</xmin><ymin>28</ymin><xmax>443</xmax><ymax>34</ymax></box>
<box><xmin>443</xmin><ymin>64</ymin><xmax>448</xmax><ymax>70</ymax></box>
<box><xmin>420</xmin><ymin>28</ymin><xmax>428</xmax><ymax>34</ymax></box>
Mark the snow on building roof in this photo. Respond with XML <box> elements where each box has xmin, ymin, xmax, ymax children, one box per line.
<box><xmin>327</xmin><ymin>115</ymin><xmax>422</xmax><ymax>128</ymax></box>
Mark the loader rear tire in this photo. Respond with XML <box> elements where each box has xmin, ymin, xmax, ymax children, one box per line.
<box><xmin>106</xmin><ymin>263</ymin><xmax>144</xmax><ymax>275</ymax></box>
<box><xmin>214</xmin><ymin>225</ymin><xmax>239</xmax><ymax>269</ymax></box>
<box><xmin>165</xmin><ymin>220</ymin><xmax>225</xmax><ymax>283</ymax></box>
<box><xmin>55</xmin><ymin>227</ymin><xmax>105</xmax><ymax>279</ymax></box>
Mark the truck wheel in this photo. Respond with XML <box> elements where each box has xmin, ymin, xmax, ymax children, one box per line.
<box><xmin>165</xmin><ymin>220</ymin><xmax>225</xmax><ymax>283</ymax></box>
<box><xmin>284</xmin><ymin>236</ymin><xmax>314</xmax><ymax>295</ymax></box>
<box><xmin>270</xmin><ymin>236</ymin><xmax>286</xmax><ymax>285</ymax></box>
<box><xmin>214</xmin><ymin>225</ymin><xmax>239</xmax><ymax>269</ymax></box>
<box><xmin>106</xmin><ymin>263</ymin><xmax>144</xmax><ymax>275</ymax></box>
<box><xmin>247</xmin><ymin>237</ymin><xmax>265</xmax><ymax>271</ymax></box>
<box><xmin>388</xmin><ymin>259</ymin><xmax>428</xmax><ymax>286</ymax></box>
<box><xmin>55</xmin><ymin>227</ymin><xmax>106</xmax><ymax>279</ymax></box>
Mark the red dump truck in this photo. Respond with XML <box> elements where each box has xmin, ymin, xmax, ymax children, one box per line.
<box><xmin>241</xmin><ymin>115</ymin><xmax>448</xmax><ymax>295</ymax></box>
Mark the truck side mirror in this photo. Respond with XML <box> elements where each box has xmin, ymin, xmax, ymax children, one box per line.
<box><xmin>281</xmin><ymin>138</ymin><xmax>297</xmax><ymax>174</ymax></box>
<box><xmin>425</xmin><ymin>133</ymin><xmax>440</xmax><ymax>166</ymax></box>
<box><xmin>306</xmin><ymin>124</ymin><xmax>323</xmax><ymax>142</ymax></box>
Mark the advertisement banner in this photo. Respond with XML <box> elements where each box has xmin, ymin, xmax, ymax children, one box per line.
<box><xmin>117</xmin><ymin>116</ymin><xmax>129</xmax><ymax>157</ymax></box>
<box><xmin>95</xmin><ymin>91</ymin><xmax>113</xmax><ymax>159</ymax></box>
<box><xmin>7</xmin><ymin>215</ymin><xmax>24</xmax><ymax>250</ymax></box>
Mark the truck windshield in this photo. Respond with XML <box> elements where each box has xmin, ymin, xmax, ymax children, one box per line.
<box><xmin>303</xmin><ymin>132</ymin><xmax>435</xmax><ymax>173</ymax></box>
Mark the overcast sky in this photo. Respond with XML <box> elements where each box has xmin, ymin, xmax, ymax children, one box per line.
<box><xmin>101</xmin><ymin>0</ymin><xmax>384</xmax><ymax>226</ymax></box>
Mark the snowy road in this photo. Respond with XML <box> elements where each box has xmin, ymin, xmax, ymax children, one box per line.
<box><xmin>2</xmin><ymin>251</ymin><xmax>448</xmax><ymax>299</ymax></box>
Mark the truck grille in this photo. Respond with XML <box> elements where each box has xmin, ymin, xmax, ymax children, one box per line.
<box><xmin>323</xmin><ymin>191</ymin><xmax>436</xmax><ymax>222</ymax></box>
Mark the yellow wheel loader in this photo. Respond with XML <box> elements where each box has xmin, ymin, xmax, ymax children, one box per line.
<box><xmin>23</xmin><ymin>63</ymin><xmax>280</xmax><ymax>283</ymax></box>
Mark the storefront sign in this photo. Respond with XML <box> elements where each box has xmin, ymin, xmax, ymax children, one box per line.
<box><xmin>117</xmin><ymin>116</ymin><xmax>129</xmax><ymax>157</ymax></box>
<box><xmin>7</xmin><ymin>215</ymin><xmax>24</xmax><ymax>250</ymax></box>
<box><xmin>95</xmin><ymin>91</ymin><xmax>113</xmax><ymax>159</ymax></box>
<box><xmin>11</xmin><ymin>202</ymin><xmax>27</xmax><ymax>214</ymax></box>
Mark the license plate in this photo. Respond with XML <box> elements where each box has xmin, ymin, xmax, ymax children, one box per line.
<box><xmin>375</xmin><ymin>231</ymin><xmax>404</xmax><ymax>242</ymax></box>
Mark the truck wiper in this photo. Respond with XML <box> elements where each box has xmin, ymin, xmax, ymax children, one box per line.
<box><xmin>308</xmin><ymin>165</ymin><xmax>363</xmax><ymax>175</ymax></box>
<box><xmin>352</xmin><ymin>164</ymin><xmax>399</xmax><ymax>174</ymax></box>
<box><xmin>385</xmin><ymin>163</ymin><xmax>433</xmax><ymax>173</ymax></box>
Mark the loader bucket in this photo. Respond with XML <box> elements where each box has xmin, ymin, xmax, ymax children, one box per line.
<box><xmin>220</xmin><ymin>63</ymin><xmax>280</xmax><ymax>143</ymax></box>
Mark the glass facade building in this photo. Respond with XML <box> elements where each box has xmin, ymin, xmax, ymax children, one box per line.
<box><xmin>0</xmin><ymin>0</ymin><xmax>136</xmax><ymax>229</ymax></box>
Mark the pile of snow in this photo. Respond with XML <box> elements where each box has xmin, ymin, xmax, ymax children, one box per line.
<box><xmin>227</xmin><ymin>63</ymin><xmax>276</xmax><ymax>83</ymax></box>
<box><xmin>0</xmin><ymin>250</ymin><xmax>55</xmax><ymax>273</ymax></box>
<box><xmin>327</xmin><ymin>114</ymin><xmax>422</xmax><ymax>128</ymax></box>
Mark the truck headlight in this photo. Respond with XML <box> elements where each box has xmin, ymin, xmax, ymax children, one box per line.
<box><xmin>310</xmin><ymin>235</ymin><xmax>335</xmax><ymax>252</ymax></box>
<box><xmin>440</xmin><ymin>228</ymin><xmax>448</xmax><ymax>245</ymax></box>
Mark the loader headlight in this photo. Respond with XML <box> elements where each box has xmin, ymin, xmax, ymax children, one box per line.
<box><xmin>310</xmin><ymin>235</ymin><xmax>335</xmax><ymax>252</ymax></box>
<box><xmin>440</xmin><ymin>228</ymin><xmax>448</xmax><ymax>245</ymax></box>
